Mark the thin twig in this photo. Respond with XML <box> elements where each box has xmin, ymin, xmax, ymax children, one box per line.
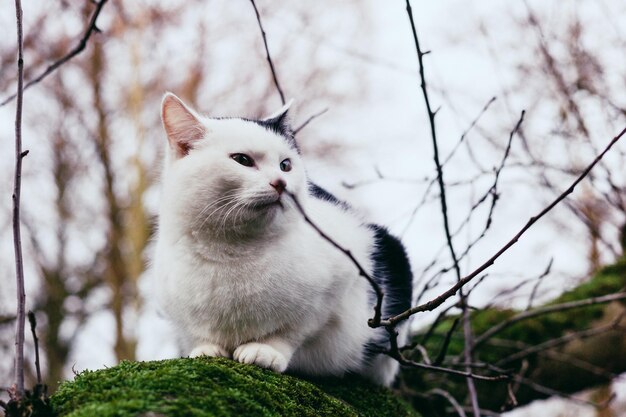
<box><xmin>387</xmin><ymin>327</ymin><xmax>507</xmax><ymax>382</ymax></box>
<box><xmin>432</xmin><ymin>317</ymin><xmax>459</xmax><ymax>366</ymax></box>
<box><xmin>393</xmin><ymin>353</ymin><xmax>508</xmax><ymax>382</ymax></box>
<box><xmin>0</xmin><ymin>0</ymin><xmax>109</xmax><ymax>107</ymax></box>
<box><xmin>400</xmin><ymin>97</ymin><xmax>498</xmax><ymax>236</ymax></box>
<box><xmin>12</xmin><ymin>0</ymin><xmax>26</xmax><ymax>397</ymax></box>
<box><xmin>439</xmin><ymin>111</ymin><xmax>525</xmax><ymax>270</ymax></box>
<box><xmin>510</xmin><ymin>360</ymin><xmax>528</xmax><ymax>404</ymax></box>
<box><xmin>461</xmin><ymin>300</ymin><xmax>480</xmax><ymax>416</ymax></box>
<box><xmin>459</xmin><ymin>406</ymin><xmax>500</xmax><ymax>417</ymax></box>
<box><xmin>417</xmin><ymin>304</ymin><xmax>457</xmax><ymax>346</ymax></box>
<box><xmin>28</xmin><ymin>311</ymin><xmax>41</xmax><ymax>384</ymax></box>
<box><xmin>404</xmin><ymin>0</ymin><xmax>460</xmax><ymax>284</ymax></box>
<box><xmin>293</xmin><ymin>108</ymin><xmax>328</xmax><ymax>134</ymax></box>
<box><xmin>481</xmin><ymin>361</ymin><xmax>615</xmax><ymax>409</ymax></box>
<box><xmin>402</xmin><ymin>3</ymin><xmax>481</xmax><ymax>406</ymax></box>
<box><xmin>441</xmin><ymin>96</ymin><xmax>497</xmax><ymax>168</ymax></box>
<box><xmin>503</xmin><ymin>381</ymin><xmax>519</xmax><ymax>411</ymax></box>
<box><xmin>381</xmin><ymin>126</ymin><xmax>626</xmax><ymax>327</ymax></box>
<box><xmin>285</xmin><ymin>191</ymin><xmax>384</xmax><ymax>326</ymax></box>
<box><xmin>525</xmin><ymin>258</ymin><xmax>553</xmax><ymax>310</ymax></box>
<box><xmin>542</xmin><ymin>349</ymin><xmax>618</xmax><ymax>381</ymax></box>
<box><xmin>411</xmin><ymin>345</ymin><xmax>432</xmax><ymax>365</ymax></box>
<box><xmin>403</xmin><ymin>5</ymin><xmax>500</xmax><ymax>413</ymax></box>
<box><xmin>485</xmin><ymin>338</ymin><xmax>618</xmax><ymax>380</ymax></box>
<box><xmin>427</xmin><ymin>388</ymin><xmax>467</xmax><ymax>417</ymax></box>
<box><xmin>249</xmin><ymin>0</ymin><xmax>285</xmax><ymax>105</ymax></box>
<box><xmin>515</xmin><ymin>373</ymin><xmax>614</xmax><ymax>409</ymax></box>
<box><xmin>473</xmin><ymin>292</ymin><xmax>626</xmax><ymax>350</ymax></box>
<box><xmin>465</xmin><ymin>111</ymin><xmax>522</xmax><ymax>415</ymax></box>
<box><xmin>496</xmin><ymin>313</ymin><xmax>625</xmax><ymax>366</ymax></box>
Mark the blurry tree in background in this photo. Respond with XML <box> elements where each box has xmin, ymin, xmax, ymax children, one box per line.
<box><xmin>482</xmin><ymin>2</ymin><xmax>626</xmax><ymax>275</ymax></box>
<box><xmin>0</xmin><ymin>0</ymin><xmax>371</xmax><ymax>391</ymax></box>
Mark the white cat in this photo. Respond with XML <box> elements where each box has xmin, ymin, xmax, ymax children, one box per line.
<box><xmin>152</xmin><ymin>93</ymin><xmax>413</xmax><ymax>386</ymax></box>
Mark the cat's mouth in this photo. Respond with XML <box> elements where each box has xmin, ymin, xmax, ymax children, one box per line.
<box><xmin>251</xmin><ymin>198</ymin><xmax>283</xmax><ymax>210</ymax></box>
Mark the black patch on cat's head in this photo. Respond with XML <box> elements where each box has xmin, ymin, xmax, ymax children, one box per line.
<box><xmin>214</xmin><ymin>115</ymin><xmax>300</xmax><ymax>153</ymax></box>
<box><xmin>252</xmin><ymin>110</ymin><xmax>299</xmax><ymax>153</ymax></box>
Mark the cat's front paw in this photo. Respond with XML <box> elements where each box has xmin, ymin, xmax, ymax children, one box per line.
<box><xmin>189</xmin><ymin>343</ymin><xmax>230</xmax><ymax>359</ymax></box>
<box><xmin>233</xmin><ymin>342</ymin><xmax>288</xmax><ymax>372</ymax></box>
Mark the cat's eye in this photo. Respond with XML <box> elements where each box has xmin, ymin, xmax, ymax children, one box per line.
<box><xmin>231</xmin><ymin>153</ymin><xmax>254</xmax><ymax>167</ymax></box>
<box><xmin>280</xmin><ymin>159</ymin><xmax>292</xmax><ymax>172</ymax></box>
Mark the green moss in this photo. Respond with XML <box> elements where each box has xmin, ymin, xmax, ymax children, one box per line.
<box><xmin>50</xmin><ymin>357</ymin><xmax>419</xmax><ymax>417</ymax></box>
<box><xmin>309</xmin><ymin>375</ymin><xmax>418</xmax><ymax>417</ymax></box>
<box><xmin>554</xmin><ymin>265</ymin><xmax>625</xmax><ymax>304</ymax></box>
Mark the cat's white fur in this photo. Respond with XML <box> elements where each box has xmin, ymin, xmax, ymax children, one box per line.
<box><xmin>152</xmin><ymin>93</ymin><xmax>404</xmax><ymax>385</ymax></box>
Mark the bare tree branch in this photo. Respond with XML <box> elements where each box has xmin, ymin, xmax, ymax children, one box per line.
<box><xmin>441</xmin><ymin>96</ymin><xmax>497</xmax><ymax>168</ymax></box>
<box><xmin>484</xmin><ymin>338</ymin><xmax>619</xmax><ymax>381</ymax></box>
<box><xmin>27</xmin><ymin>311</ymin><xmax>41</xmax><ymax>385</ymax></box>
<box><xmin>390</xmin><ymin>349</ymin><xmax>508</xmax><ymax>382</ymax></box>
<box><xmin>293</xmin><ymin>108</ymin><xmax>328</xmax><ymax>135</ymax></box>
<box><xmin>382</xmin><ymin>126</ymin><xmax>626</xmax><ymax>327</ymax></box>
<box><xmin>400</xmin><ymin>96</ymin><xmax>499</xmax><ymax>236</ymax></box>
<box><xmin>11</xmin><ymin>0</ymin><xmax>26</xmax><ymax>397</ymax></box>
<box><xmin>473</xmin><ymin>291</ymin><xmax>626</xmax><ymax>350</ymax></box>
<box><xmin>525</xmin><ymin>258</ymin><xmax>553</xmax><ymax>310</ymax></box>
<box><xmin>427</xmin><ymin>388</ymin><xmax>467</xmax><ymax>417</ymax></box>
<box><xmin>514</xmin><ymin>373</ymin><xmax>615</xmax><ymax>409</ymax></box>
<box><xmin>249</xmin><ymin>0</ymin><xmax>285</xmax><ymax>105</ymax></box>
<box><xmin>404</xmin><ymin>0</ymin><xmax>460</xmax><ymax>285</ymax></box>
<box><xmin>403</xmin><ymin>4</ymin><xmax>511</xmax><ymax>413</ymax></box>
<box><xmin>0</xmin><ymin>0</ymin><xmax>109</xmax><ymax>107</ymax></box>
<box><xmin>461</xmin><ymin>303</ymin><xmax>480</xmax><ymax>416</ymax></box>
<box><xmin>495</xmin><ymin>313</ymin><xmax>626</xmax><ymax>366</ymax></box>
<box><xmin>432</xmin><ymin>317</ymin><xmax>459</xmax><ymax>366</ymax></box>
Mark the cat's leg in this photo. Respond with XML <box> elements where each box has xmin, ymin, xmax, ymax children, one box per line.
<box><xmin>233</xmin><ymin>337</ymin><xmax>294</xmax><ymax>373</ymax></box>
<box><xmin>189</xmin><ymin>343</ymin><xmax>230</xmax><ymax>359</ymax></box>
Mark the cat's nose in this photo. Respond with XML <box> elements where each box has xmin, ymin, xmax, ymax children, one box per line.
<box><xmin>270</xmin><ymin>179</ymin><xmax>286</xmax><ymax>195</ymax></box>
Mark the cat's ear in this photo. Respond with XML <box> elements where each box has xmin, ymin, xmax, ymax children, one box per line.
<box><xmin>161</xmin><ymin>92</ymin><xmax>206</xmax><ymax>158</ymax></box>
<box><xmin>260</xmin><ymin>99</ymin><xmax>294</xmax><ymax>137</ymax></box>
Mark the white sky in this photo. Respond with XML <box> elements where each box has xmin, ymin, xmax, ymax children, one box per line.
<box><xmin>1</xmin><ymin>0</ymin><xmax>626</xmax><ymax>414</ymax></box>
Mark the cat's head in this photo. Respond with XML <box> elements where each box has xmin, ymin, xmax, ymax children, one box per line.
<box><xmin>159</xmin><ymin>93</ymin><xmax>306</xmax><ymax>239</ymax></box>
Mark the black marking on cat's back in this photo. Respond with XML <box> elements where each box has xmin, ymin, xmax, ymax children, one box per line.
<box><xmin>308</xmin><ymin>182</ymin><xmax>340</xmax><ymax>204</ymax></box>
<box><xmin>364</xmin><ymin>224</ymin><xmax>413</xmax><ymax>361</ymax></box>
<box><xmin>369</xmin><ymin>224</ymin><xmax>413</xmax><ymax>317</ymax></box>
<box><xmin>307</xmin><ymin>184</ymin><xmax>412</xmax><ymax>313</ymax></box>
<box><xmin>308</xmin><ymin>183</ymin><xmax>351</xmax><ymax>210</ymax></box>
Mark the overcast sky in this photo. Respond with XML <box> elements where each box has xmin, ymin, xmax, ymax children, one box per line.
<box><xmin>1</xmin><ymin>1</ymin><xmax>625</xmax><ymax>414</ymax></box>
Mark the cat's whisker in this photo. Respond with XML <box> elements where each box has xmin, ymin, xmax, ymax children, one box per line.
<box><xmin>234</xmin><ymin>198</ymin><xmax>254</xmax><ymax>225</ymax></box>
<box><xmin>222</xmin><ymin>198</ymin><xmax>247</xmax><ymax>231</ymax></box>
<box><xmin>192</xmin><ymin>197</ymin><xmax>233</xmax><ymax>228</ymax></box>
<box><xmin>200</xmin><ymin>197</ymin><xmax>240</xmax><ymax>232</ymax></box>
<box><xmin>194</xmin><ymin>190</ymin><xmax>257</xmax><ymax>231</ymax></box>
<box><xmin>195</xmin><ymin>204</ymin><xmax>231</xmax><ymax>232</ymax></box>
<box><xmin>205</xmin><ymin>191</ymin><xmax>277</xmax><ymax>233</ymax></box>
<box><xmin>191</xmin><ymin>192</ymin><xmax>239</xmax><ymax>228</ymax></box>
<box><xmin>226</xmin><ymin>199</ymin><xmax>247</xmax><ymax>226</ymax></box>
